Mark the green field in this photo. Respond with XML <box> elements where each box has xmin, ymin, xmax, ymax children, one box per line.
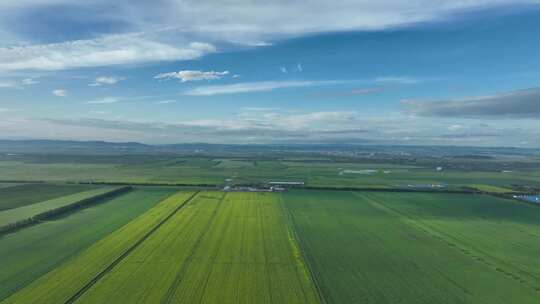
<box><xmin>4</xmin><ymin>185</ymin><xmax>540</xmax><ymax>303</ymax></box>
<box><xmin>0</xmin><ymin>155</ymin><xmax>539</xmax><ymax>190</ymax></box>
<box><xmin>283</xmin><ymin>191</ymin><xmax>540</xmax><ymax>304</ymax></box>
<box><xmin>4</xmin><ymin>192</ymin><xmax>319</xmax><ymax>304</ymax></box>
<box><xmin>2</xmin><ymin>191</ymin><xmax>196</xmax><ymax>304</ymax></box>
<box><xmin>0</xmin><ymin>183</ymin><xmax>97</xmax><ymax>211</ymax></box>
<box><xmin>0</xmin><ymin>187</ymin><xmax>175</xmax><ymax>301</ymax></box>
<box><xmin>0</xmin><ymin>186</ymin><xmax>121</xmax><ymax>230</ymax></box>
<box><xmin>364</xmin><ymin>192</ymin><xmax>540</xmax><ymax>286</ymax></box>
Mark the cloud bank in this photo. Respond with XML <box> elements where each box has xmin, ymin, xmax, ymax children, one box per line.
<box><xmin>0</xmin><ymin>109</ymin><xmax>534</xmax><ymax>146</ymax></box>
<box><xmin>403</xmin><ymin>87</ymin><xmax>540</xmax><ymax>119</ymax></box>
<box><xmin>0</xmin><ymin>34</ymin><xmax>216</xmax><ymax>72</ymax></box>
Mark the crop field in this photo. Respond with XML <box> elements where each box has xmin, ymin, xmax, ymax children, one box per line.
<box><xmin>283</xmin><ymin>191</ymin><xmax>540</xmax><ymax>304</ymax></box>
<box><xmin>1</xmin><ymin>154</ymin><xmax>539</xmax><ymax>190</ymax></box>
<box><xmin>0</xmin><ymin>183</ymin><xmax>97</xmax><ymax>211</ymax></box>
<box><xmin>363</xmin><ymin>192</ymin><xmax>540</xmax><ymax>287</ymax></box>
<box><xmin>151</xmin><ymin>192</ymin><xmax>318</xmax><ymax>304</ymax></box>
<box><xmin>4</xmin><ymin>184</ymin><xmax>540</xmax><ymax>304</ymax></box>
<box><xmin>2</xmin><ymin>190</ymin><xmax>196</xmax><ymax>304</ymax></box>
<box><xmin>4</xmin><ymin>192</ymin><xmax>319</xmax><ymax>304</ymax></box>
<box><xmin>0</xmin><ymin>186</ymin><xmax>122</xmax><ymax>231</ymax></box>
<box><xmin>0</xmin><ymin>187</ymin><xmax>175</xmax><ymax>301</ymax></box>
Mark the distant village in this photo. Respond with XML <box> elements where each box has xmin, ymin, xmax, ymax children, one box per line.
<box><xmin>223</xmin><ymin>181</ymin><xmax>305</xmax><ymax>192</ymax></box>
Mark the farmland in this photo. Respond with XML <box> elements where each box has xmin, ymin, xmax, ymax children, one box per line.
<box><xmin>0</xmin><ymin>186</ymin><xmax>125</xmax><ymax>232</ymax></box>
<box><xmin>1</xmin><ymin>151</ymin><xmax>539</xmax><ymax>191</ymax></box>
<box><xmin>4</xmin><ymin>192</ymin><xmax>319</xmax><ymax>304</ymax></box>
<box><xmin>1</xmin><ymin>145</ymin><xmax>540</xmax><ymax>303</ymax></box>
<box><xmin>283</xmin><ymin>191</ymin><xmax>540</xmax><ymax>304</ymax></box>
<box><xmin>2</xmin><ymin>184</ymin><xmax>540</xmax><ymax>303</ymax></box>
<box><xmin>0</xmin><ymin>183</ymin><xmax>97</xmax><ymax>211</ymax></box>
<box><xmin>0</xmin><ymin>187</ymin><xmax>175</xmax><ymax>300</ymax></box>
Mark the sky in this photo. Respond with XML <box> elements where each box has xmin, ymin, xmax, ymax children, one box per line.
<box><xmin>1</xmin><ymin>1</ymin><xmax>540</xmax><ymax>147</ymax></box>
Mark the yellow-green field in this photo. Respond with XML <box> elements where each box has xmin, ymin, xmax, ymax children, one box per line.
<box><xmin>3</xmin><ymin>192</ymin><xmax>319</xmax><ymax>304</ymax></box>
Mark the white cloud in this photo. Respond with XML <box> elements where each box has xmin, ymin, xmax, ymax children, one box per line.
<box><xmin>85</xmin><ymin>96</ymin><xmax>120</xmax><ymax>104</ymax></box>
<box><xmin>0</xmin><ymin>33</ymin><xmax>216</xmax><ymax>72</ymax></box>
<box><xmin>21</xmin><ymin>78</ymin><xmax>38</xmax><ymax>85</ymax></box>
<box><xmin>279</xmin><ymin>67</ymin><xmax>288</xmax><ymax>74</ymax></box>
<box><xmin>1</xmin><ymin>1</ymin><xmax>536</xmax><ymax>73</ymax></box>
<box><xmin>0</xmin><ymin>82</ymin><xmax>19</xmax><ymax>89</ymax></box>
<box><xmin>52</xmin><ymin>89</ymin><xmax>67</xmax><ymax>97</ymax></box>
<box><xmin>154</xmin><ymin>70</ymin><xmax>229</xmax><ymax>82</ymax></box>
<box><xmin>0</xmin><ymin>77</ymin><xmax>38</xmax><ymax>89</ymax></box>
<box><xmin>0</xmin><ymin>108</ymin><xmax>17</xmax><ymax>113</ymax></box>
<box><xmin>184</xmin><ymin>80</ymin><xmax>341</xmax><ymax>96</ymax></box>
<box><xmin>297</xmin><ymin>63</ymin><xmax>303</xmax><ymax>72</ymax></box>
<box><xmin>89</xmin><ymin>110</ymin><xmax>110</xmax><ymax>115</ymax></box>
<box><xmin>374</xmin><ymin>76</ymin><xmax>422</xmax><ymax>84</ymax></box>
<box><xmin>241</xmin><ymin>107</ymin><xmax>281</xmax><ymax>112</ymax></box>
<box><xmin>3</xmin><ymin>109</ymin><xmax>540</xmax><ymax>146</ymax></box>
<box><xmin>402</xmin><ymin>87</ymin><xmax>540</xmax><ymax>118</ymax></box>
<box><xmin>156</xmin><ymin>99</ymin><xmax>177</xmax><ymax>104</ymax></box>
<box><xmin>89</xmin><ymin>76</ymin><xmax>124</xmax><ymax>86</ymax></box>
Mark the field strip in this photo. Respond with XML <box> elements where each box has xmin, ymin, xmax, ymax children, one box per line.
<box><xmin>161</xmin><ymin>192</ymin><xmax>226</xmax><ymax>303</ymax></box>
<box><xmin>0</xmin><ymin>186</ymin><xmax>130</xmax><ymax>234</ymax></box>
<box><xmin>359</xmin><ymin>192</ymin><xmax>540</xmax><ymax>293</ymax></box>
<box><xmin>279</xmin><ymin>195</ymin><xmax>327</xmax><ymax>304</ymax></box>
<box><xmin>64</xmin><ymin>191</ymin><xmax>200</xmax><ymax>304</ymax></box>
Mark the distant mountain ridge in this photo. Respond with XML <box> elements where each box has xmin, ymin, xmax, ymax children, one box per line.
<box><xmin>0</xmin><ymin>139</ymin><xmax>539</xmax><ymax>157</ymax></box>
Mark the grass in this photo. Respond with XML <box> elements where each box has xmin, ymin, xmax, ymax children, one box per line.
<box><xmin>2</xmin><ymin>190</ymin><xmax>194</xmax><ymax>304</ymax></box>
<box><xmin>0</xmin><ymin>186</ymin><xmax>122</xmax><ymax>230</ymax></box>
<box><xmin>0</xmin><ymin>183</ymin><xmax>97</xmax><ymax>211</ymax></box>
<box><xmin>5</xmin><ymin>192</ymin><xmax>319</xmax><ymax>304</ymax></box>
<box><xmin>283</xmin><ymin>190</ymin><xmax>540</xmax><ymax>304</ymax></box>
<box><xmin>0</xmin><ymin>187</ymin><xmax>175</xmax><ymax>301</ymax></box>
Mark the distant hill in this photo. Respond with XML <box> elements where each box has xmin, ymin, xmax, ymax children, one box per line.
<box><xmin>0</xmin><ymin>139</ymin><xmax>539</xmax><ymax>157</ymax></box>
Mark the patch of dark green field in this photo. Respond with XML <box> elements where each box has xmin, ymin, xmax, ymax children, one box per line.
<box><xmin>0</xmin><ymin>183</ymin><xmax>97</xmax><ymax>211</ymax></box>
<box><xmin>283</xmin><ymin>190</ymin><xmax>540</xmax><ymax>304</ymax></box>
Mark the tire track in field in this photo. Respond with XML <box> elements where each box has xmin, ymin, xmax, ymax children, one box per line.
<box><xmin>195</xmin><ymin>193</ymin><xmax>236</xmax><ymax>304</ymax></box>
<box><xmin>360</xmin><ymin>192</ymin><xmax>540</xmax><ymax>294</ymax></box>
<box><xmin>63</xmin><ymin>191</ymin><xmax>201</xmax><ymax>304</ymax></box>
<box><xmin>161</xmin><ymin>192</ymin><xmax>226</xmax><ymax>304</ymax></box>
<box><xmin>258</xmin><ymin>196</ymin><xmax>276</xmax><ymax>304</ymax></box>
<box><xmin>279</xmin><ymin>195</ymin><xmax>328</xmax><ymax>304</ymax></box>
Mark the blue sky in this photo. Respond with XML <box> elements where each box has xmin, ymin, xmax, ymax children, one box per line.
<box><xmin>1</xmin><ymin>1</ymin><xmax>540</xmax><ymax>146</ymax></box>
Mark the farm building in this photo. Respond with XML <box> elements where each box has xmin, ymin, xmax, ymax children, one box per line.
<box><xmin>267</xmin><ymin>181</ymin><xmax>305</xmax><ymax>186</ymax></box>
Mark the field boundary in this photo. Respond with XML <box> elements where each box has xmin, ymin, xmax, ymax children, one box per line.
<box><xmin>63</xmin><ymin>191</ymin><xmax>201</xmax><ymax>304</ymax></box>
<box><xmin>279</xmin><ymin>195</ymin><xmax>328</xmax><ymax>304</ymax></box>
<box><xmin>1</xmin><ymin>180</ymin><xmax>537</xmax><ymax>197</ymax></box>
<box><xmin>0</xmin><ymin>186</ymin><xmax>132</xmax><ymax>235</ymax></box>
